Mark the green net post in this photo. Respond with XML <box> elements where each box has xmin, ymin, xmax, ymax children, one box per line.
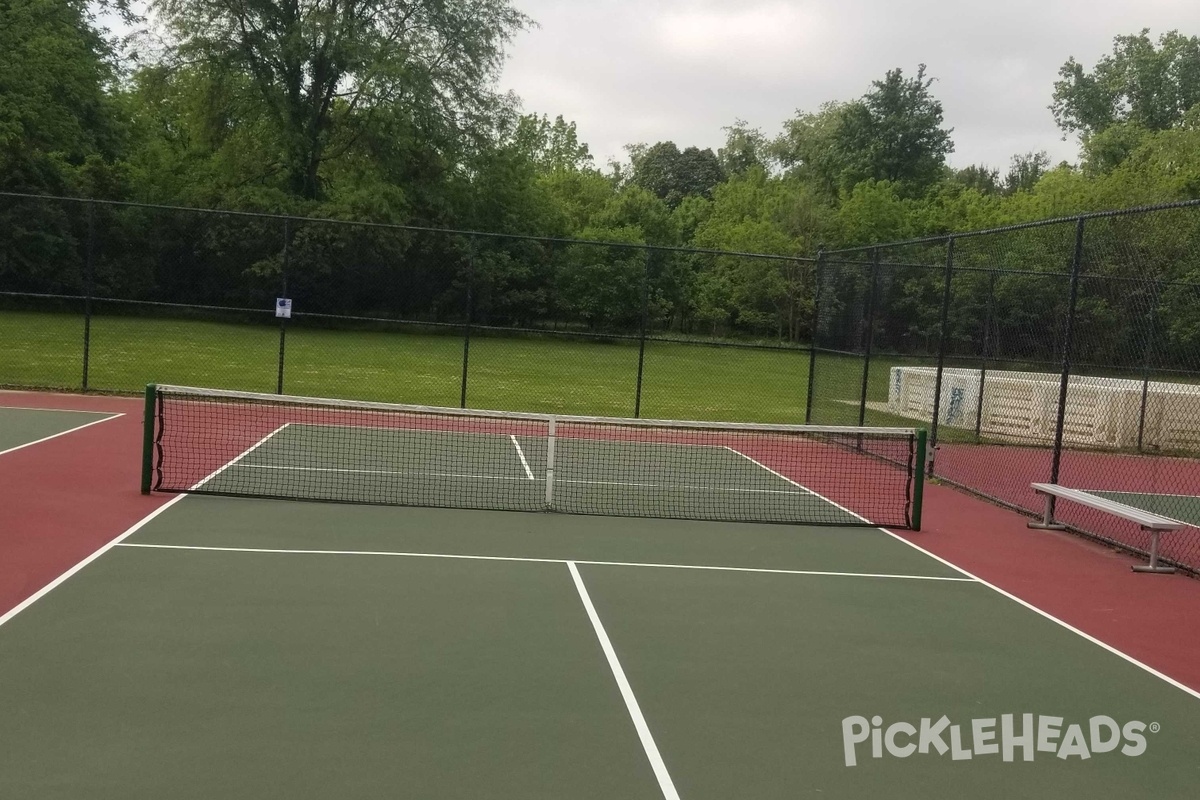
<box><xmin>911</xmin><ymin>429</ymin><xmax>927</xmax><ymax>531</ymax></box>
<box><xmin>141</xmin><ymin>384</ymin><xmax>157</xmax><ymax>494</ymax></box>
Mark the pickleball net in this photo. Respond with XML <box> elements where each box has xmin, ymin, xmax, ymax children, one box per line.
<box><xmin>142</xmin><ymin>385</ymin><xmax>926</xmax><ymax>529</ymax></box>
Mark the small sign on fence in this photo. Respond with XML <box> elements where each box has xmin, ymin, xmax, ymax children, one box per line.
<box><xmin>275</xmin><ymin>298</ymin><xmax>292</xmax><ymax>319</ymax></box>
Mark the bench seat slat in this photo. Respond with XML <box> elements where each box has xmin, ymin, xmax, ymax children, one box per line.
<box><xmin>1031</xmin><ymin>483</ymin><xmax>1183</xmax><ymax>530</ymax></box>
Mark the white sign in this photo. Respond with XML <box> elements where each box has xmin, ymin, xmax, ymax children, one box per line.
<box><xmin>841</xmin><ymin>714</ymin><xmax>1155</xmax><ymax>767</ymax></box>
<box><xmin>275</xmin><ymin>298</ymin><xmax>292</xmax><ymax>319</ymax></box>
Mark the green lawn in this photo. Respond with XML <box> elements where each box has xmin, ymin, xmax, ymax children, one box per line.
<box><xmin>0</xmin><ymin>309</ymin><xmax>927</xmax><ymax>426</ymax></box>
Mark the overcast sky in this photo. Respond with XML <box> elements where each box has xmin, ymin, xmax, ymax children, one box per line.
<box><xmin>497</xmin><ymin>0</ymin><xmax>1200</xmax><ymax>171</ymax></box>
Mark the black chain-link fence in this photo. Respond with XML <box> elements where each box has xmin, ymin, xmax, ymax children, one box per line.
<box><xmin>825</xmin><ymin>206</ymin><xmax>1200</xmax><ymax>574</ymax></box>
<box><xmin>0</xmin><ymin>193</ymin><xmax>817</xmax><ymax>422</ymax></box>
<box><xmin>3</xmin><ymin>192</ymin><xmax>1199</xmax><ymax>572</ymax></box>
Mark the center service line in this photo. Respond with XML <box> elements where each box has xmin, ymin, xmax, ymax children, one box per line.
<box><xmin>510</xmin><ymin>435</ymin><xmax>535</xmax><ymax>480</ymax></box>
<box><xmin>567</xmin><ymin>561</ymin><xmax>681</xmax><ymax>800</ymax></box>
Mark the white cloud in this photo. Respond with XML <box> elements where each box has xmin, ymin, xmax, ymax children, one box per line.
<box><xmin>654</xmin><ymin>3</ymin><xmax>826</xmax><ymax>66</ymax></box>
<box><xmin>501</xmin><ymin>0</ymin><xmax>1200</xmax><ymax>169</ymax></box>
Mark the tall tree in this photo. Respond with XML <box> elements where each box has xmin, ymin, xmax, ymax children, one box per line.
<box><xmin>769</xmin><ymin>102</ymin><xmax>847</xmax><ymax>199</ymax></box>
<box><xmin>718</xmin><ymin>119</ymin><xmax>768</xmax><ymax>175</ymax></box>
<box><xmin>627</xmin><ymin>141</ymin><xmax>726</xmax><ymax>208</ymax></box>
<box><xmin>0</xmin><ymin>0</ymin><xmax>124</xmax><ymax>193</ymax></box>
<box><xmin>150</xmin><ymin>0</ymin><xmax>532</xmax><ymax>200</ymax></box>
<box><xmin>511</xmin><ymin>114</ymin><xmax>593</xmax><ymax>173</ymax></box>
<box><xmin>1052</xmin><ymin>30</ymin><xmax>1200</xmax><ymax>139</ymax></box>
<box><xmin>953</xmin><ymin>165</ymin><xmax>1002</xmax><ymax>196</ymax></box>
<box><xmin>1004</xmin><ymin>151</ymin><xmax>1051</xmax><ymax>194</ymax></box>
<box><xmin>833</xmin><ymin>65</ymin><xmax>955</xmax><ymax>195</ymax></box>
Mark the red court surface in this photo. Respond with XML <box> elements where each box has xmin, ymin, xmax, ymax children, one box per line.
<box><xmin>3</xmin><ymin>390</ymin><xmax>1199</xmax><ymax>695</ymax></box>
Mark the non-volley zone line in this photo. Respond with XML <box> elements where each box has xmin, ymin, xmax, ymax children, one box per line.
<box><xmin>114</xmin><ymin>542</ymin><xmax>977</xmax><ymax>583</ymax></box>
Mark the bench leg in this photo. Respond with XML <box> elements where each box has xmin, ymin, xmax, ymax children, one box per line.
<box><xmin>1028</xmin><ymin>492</ymin><xmax>1067</xmax><ymax>531</ymax></box>
<box><xmin>1132</xmin><ymin>530</ymin><xmax>1176</xmax><ymax>574</ymax></box>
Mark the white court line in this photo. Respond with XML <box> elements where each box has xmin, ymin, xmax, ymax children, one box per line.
<box><xmin>113</xmin><ymin>542</ymin><xmax>975</xmax><ymax>583</ymax></box>
<box><xmin>0</xmin><ymin>413</ymin><xmax>124</xmax><ymax>458</ymax></box>
<box><xmin>568</xmin><ymin>561</ymin><xmax>680</xmax><ymax>800</ymax></box>
<box><xmin>237</xmin><ymin>463</ymin><xmax>528</xmax><ymax>481</ymax></box>
<box><xmin>1081</xmin><ymin>490</ymin><xmax>1200</xmax><ymax>500</ymax></box>
<box><xmin>0</xmin><ymin>405</ymin><xmax>124</xmax><ymax>414</ymax></box>
<box><xmin>509</xmin><ymin>435</ymin><xmax>535</xmax><ymax>480</ymax></box>
<box><xmin>722</xmin><ymin>446</ymin><xmax>826</xmax><ymax>501</ymax></box>
<box><xmin>722</xmin><ymin>445</ymin><xmax>1200</xmax><ymax>702</ymax></box>
<box><xmin>0</xmin><ymin>423</ymin><xmax>289</xmax><ymax>631</ymax></box>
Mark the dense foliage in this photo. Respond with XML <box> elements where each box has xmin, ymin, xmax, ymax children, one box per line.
<box><xmin>2</xmin><ymin>6</ymin><xmax>1200</xmax><ymax>344</ymax></box>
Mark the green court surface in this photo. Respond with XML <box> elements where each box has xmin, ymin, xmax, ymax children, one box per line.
<box><xmin>1</xmin><ymin>497</ymin><xmax>1198</xmax><ymax>799</ymax></box>
<box><xmin>0</xmin><ymin>406</ymin><xmax>119</xmax><ymax>453</ymax></box>
<box><xmin>1089</xmin><ymin>491</ymin><xmax>1200</xmax><ymax>528</ymax></box>
<box><xmin>194</xmin><ymin>423</ymin><xmax>870</xmax><ymax>526</ymax></box>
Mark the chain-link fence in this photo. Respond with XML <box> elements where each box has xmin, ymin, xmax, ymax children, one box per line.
<box><xmin>3</xmin><ymin>192</ymin><xmax>1199</xmax><ymax>572</ymax></box>
<box><xmin>0</xmin><ymin>192</ymin><xmax>817</xmax><ymax>423</ymax></box>
<box><xmin>825</xmin><ymin>205</ymin><xmax>1200</xmax><ymax>574</ymax></box>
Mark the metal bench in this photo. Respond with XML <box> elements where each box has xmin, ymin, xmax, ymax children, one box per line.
<box><xmin>1029</xmin><ymin>483</ymin><xmax>1183</xmax><ymax>574</ymax></box>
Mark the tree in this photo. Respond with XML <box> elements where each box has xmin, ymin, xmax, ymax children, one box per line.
<box><xmin>833</xmin><ymin>65</ymin><xmax>955</xmax><ymax>195</ymax></box>
<box><xmin>627</xmin><ymin>141</ymin><xmax>726</xmax><ymax>207</ymax></box>
<box><xmin>718</xmin><ymin>119</ymin><xmax>768</xmax><ymax>175</ymax></box>
<box><xmin>0</xmin><ymin>0</ymin><xmax>130</xmax><ymax>293</ymax></box>
<box><xmin>769</xmin><ymin>102</ymin><xmax>848</xmax><ymax>199</ymax></box>
<box><xmin>1004</xmin><ymin>151</ymin><xmax>1051</xmax><ymax>194</ymax></box>
<box><xmin>150</xmin><ymin>0</ymin><xmax>532</xmax><ymax>200</ymax></box>
<box><xmin>953</xmin><ymin>165</ymin><xmax>1002</xmax><ymax>196</ymax></box>
<box><xmin>1052</xmin><ymin>30</ymin><xmax>1200</xmax><ymax>140</ymax></box>
<box><xmin>512</xmin><ymin>114</ymin><xmax>593</xmax><ymax>173</ymax></box>
<box><xmin>0</xmin><ymin>0</ymin><xmax>125</xmax><ymax>194</ymax></box>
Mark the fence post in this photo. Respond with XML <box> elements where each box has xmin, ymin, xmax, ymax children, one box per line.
<box><xmin>1136</xmin><ymin>282</ymin><xmax>1160</xmax><ymax>452</ymax></box>
<box><xmin>81</xmin><ymin>201</ymin><xmax>95</xmax><ymax>392</ymax></box>
<box><xmin>633</xmin><ymin>248</ymin><xmax>650</xmax><ymax>418</ymax></box>
<box><xmin>1049</xmin><ymin>218</ymin><xmax>1086</xmax><ymax>489</ymax></box>
<box><xmin>927</xmin><ymin>237</ymin><xmax>956</xmax><ymax>475</ymax></box>
<box><xmin>276</xmin><ymin>217</ymin><xmax>290</xmax><ymax>395</ymax></box>
<box><xmin>973</xmin><ymin>270</ymin><xmax>996</xmax><ymax>443</ymax></box>
<box><xmin>805</xmin><ymin>248</ymin><xmax>825</xmax><ymax>424</ymax></box>
<box><xmin>858</xmin><ymin>248</ymin><xmax>881</xmax><ymax>427</ymax></box>
<box><xmin>460</xmin><ymin>241</ymin><xmax>474</xmax><ymax>409</ymax></box>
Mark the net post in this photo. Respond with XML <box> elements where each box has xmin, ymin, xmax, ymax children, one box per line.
<box><xmin>911</xmin><ymin>429</ymin><xmax>927</xmax><ymax>531</ymax></box>
<box><xmin>141</xmin><ymin>384</ymin><xmax>157</xmax><ymax>494</ymax></box>
<box><xmin>545</xmin><ymin>416</ymin><xmax>557</xmax><ymax>509</ymax></box>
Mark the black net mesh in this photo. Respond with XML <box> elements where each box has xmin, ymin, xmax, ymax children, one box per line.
<box><xmin>150</xmin><ymin>385</ymin><xmax>922</xmax><ymax>529</ymax></box>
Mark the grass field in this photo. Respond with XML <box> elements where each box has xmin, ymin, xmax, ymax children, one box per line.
<box><xmin>1</xmin><ymin>309</ymin><xmax>930</xmax><ymax>426</ymax></box>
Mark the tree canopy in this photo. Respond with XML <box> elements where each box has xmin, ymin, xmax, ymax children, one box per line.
<box><xmin>1052</xmin><ymin>30</ymin><xmax>1200</xmax><ymax>139</ymax></box>
<box><xmin>4</xmin><ymin>15</ymin><xmax>1200</xmax><ymax>344</ymax></box>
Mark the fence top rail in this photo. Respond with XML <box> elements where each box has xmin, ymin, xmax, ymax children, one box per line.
<box><xmin>0</xmin><ymin>190</ymin><xmax>814</xmax><ymax>265</ymax></box>
<box><xmin>822</xmin><ymin>196</ymin><xmax>1200</xmax><ymax>256</ymax></box>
